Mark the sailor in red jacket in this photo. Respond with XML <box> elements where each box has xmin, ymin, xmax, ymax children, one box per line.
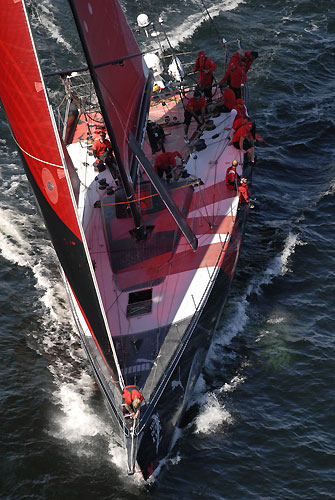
<box><xmin>232</xmin><ymin>98</ymin><xmax>248</xmax><ymax>120</ymax></box>
<box><xmin>238</xmin><ymin>177</ymin><xmax>249</xmax><ymax>204</ymax></box>
<box><xmin>228</xmin><ymin>50</ymin><xmax>258</xmax><ymax>72</ymax></box>
<box><xmin>92</xmin><ymin>130</ymin><xmax>111</xmax><ymax>159</ymax></box>
<box><xmin>193</xmin><ymin>51</ymin><xmax>217</xmax><ymax>101</ymax></box>
<box><xmin>225</xmin><ymin>160</ymin><xmax>240</xmax><ymax>190</ymax></box>
<box><xmin>215</xmin><ymin>81</ymin><xmax>236</xmax><ymax>113</ymax></box>
<box><xmin>154</xmin><ymin>151</ymin><xmax>183</xmax><ymax>182</ymax></box>
<box><xmin>232</xmin><ymin>121</ymin><xmax>255</xmax><ymax>161</ymax></box>
<box><xmin>232</xmin><ymin>116</ymin><xmax>248</xmax><ymax>132</ymax></box>
<box><xmin>92</xmin><ymin>130</ymin><xmax>113</xmax><ymax>173</ymax></box>
<box><xmin>227</xmin><ymin>51</ymin><xmax>243</xmax><ymax>70</ymax></box>
<box><xmin>219</xmin><ymin>62</ymin><xmax>246</xmax><ymax>99</ymax></box>
<box><xmin>122</xmin><ymin>385</ymin><xmax>144</xmax><ymax>419</ymax></box>
<box><xmin>183</xmin><ymin>91</ymin><xmax>206</xmax><ymax>139</ymax></box>
<box><xmin>242</xmin><ymin>51</ymin><xmax>258</xmax><ymax>72</ymax></box>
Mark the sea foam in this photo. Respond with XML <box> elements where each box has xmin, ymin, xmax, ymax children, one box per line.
<box><xmin>195</xmin><ymin>231</ymin><xmax>303</xmax><ymax>432</ymax></box>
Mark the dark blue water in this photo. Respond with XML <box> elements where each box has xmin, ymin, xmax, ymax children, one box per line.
<box><xmin>1</xmin><ymin>0</ymin><xmax>335</xmax><ymax>498</ymax></box>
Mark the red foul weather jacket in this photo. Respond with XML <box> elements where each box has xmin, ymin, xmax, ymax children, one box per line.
<box><xmin>222</xmin><ymin>88</ymin><xmax>236</xmax><ymax>110</ymax></box>
<box><xmin>92</xmin><ymin>138</ymin><xmax>111</xmax><ymax>157</ymax></box>
<box><xmin>154</xmin><ymin>151</ymin><xmax>182</xmax><ymax>170</ymax></box>
<box><xmin>233</xmin><ymin>124</ymin><xmax>252</xmax><ymax>144</ymax></box>
<box><xmin>225</xmin><ymin>167</ymin><xmax>238</xmax><ymax>190</ymax></box>
<box><xmin>194</xmin><ymin>52</ymin><xmax>217</xmax><ymax>87</ymax></box>
<box><xmin>242</xmin><ymin>51</ymin><xmax>256</xmax><ymax>72</ymax></box>
<box><xmin>122</xmin><ymin>385</ymin><xmax>144</xmax><ymax>406</ymax></box>
<box><xmin>238</xmin><ymin>183</ymin><xmax>249</xmax><ymax>204</ymax></box>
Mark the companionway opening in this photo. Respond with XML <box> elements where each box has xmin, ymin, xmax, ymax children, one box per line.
<box><xmin>127</xmin><ymin>289</ymin><xmax>153</xmax><ymax>317</ymax></box>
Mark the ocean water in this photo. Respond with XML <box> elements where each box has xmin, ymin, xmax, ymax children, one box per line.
<box><xmin>1</xmin><ymin>0</ymin><xmax>335</xmax><ymax>499</ymax></box>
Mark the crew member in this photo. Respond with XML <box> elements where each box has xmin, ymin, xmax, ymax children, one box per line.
<box><xmin>219</xmin><ymin>62</ymin><xmax>246</xmax><ymax>99</ymax></box>
<box><xmin>232</xmin><ymin>121</ymin><xmax>255</xmax><ymax>162</ymax></box>
<box><xmin>154</xmin><ymin>151</ymin><xmax>183</xmax><ymax>182</ymax></box>
<box><xmin>122</xmin><ymin>385</ymin><xmax>144</xmax><ymax>419</ymax></box>
<box><xmin>92</xmin><ymin>130</ymin><xmax>113</xmax><ymax>173</ymax></box>
<box><xmin>146</xmin><ymin>120</ymin><xmax>165</xmax><ymax>154</ymax></box>
<box><xmin>227</xmin><ymin>50</ymin><xmax>244</xmax><ymax>70</ymax></box>
<box><xmin>232</xmin><ymin>117</ymin><xmax>248</xmax><ymax>133</ymax></box>
<box><xmin>183</xmin><ymin>91</ymin><xmax>206</xmax><ymax>140</ymax></box>
<box><xmin>225</xmin><ymin>160</ymin><xmax>240</xmax><ymax>190</ymax></box>
<box><xmin>228</xmin><ymin>50</ymin><xmax>258</xmax><ymax>72</ymax></box>
<box><xmin>250</xmin><ymin>122</ymin><xmax>264</xmax><ymax>144</ymax></box>
<box><xmin>215</xmin><ymin>81</ymin><xmax>236</xmax><ymax>113</ymax></box>
<box><xmin>238</xmin><ymin>177</ymin><xmax>250</xmax><ymax>204</ymax></box>
<box><xmin>193</xmin><ymin>51</ymin><xmax>217</xmax><ymax>102</ymax></box>
<box><xmin>233</xmin><ymin>98</ymin><xmax>248</xmax><ymax>121</ymax></box>
<box><xmin>242</xmin><ymin>50</ymin><xmax>259</xmax><ymax>72</ymax></box>
<box><xmin>92</xmin><ymin>130</ymin><xmax>111</xmax><ymax>160</ymax></box>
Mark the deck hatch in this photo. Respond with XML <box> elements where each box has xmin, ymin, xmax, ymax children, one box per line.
<box><xmin>127</xmin><ymin>288</ymin><xmax>152</xmax><ymax>317</ymax></box>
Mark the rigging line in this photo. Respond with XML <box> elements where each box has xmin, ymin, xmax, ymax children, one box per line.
<box><xmin>44</xmin><ymin>49</ymin><xmax>154</xmax><ymax>78</ymax></box>
<box><xmin>99</xmin><ymin>179</ymin><xmax>202</xmax><ymax>207</ymax></box>
<box><xmin>81</xmin><ymin>82</ymin><xmax>100</xmax><ymax>142</ymax></box>
<box><xmin>198</xmin><ymin>0</ymin><xmax>222</xmax><ymax>39</ymax></box>
<box><xmin>194</xmin><ymin>179</ymin><xmax>214</xmax><ymax>229</ymax></box>
<box><xmin>190</xmin><ymin>126</ymin><xmax>230</xmax><ymax>227</ymax></box>
<box><xmin>98</xmin><ymin>205</ymin><xmax>129</xmax><ymax>374</ymax></box>
<box><xmin>146</xmin><ymin>263</ymin><xmax>178</xmax><ymax>397</ymax></box>
<box><xmin>187</xmin><ymin>139</ymin><xmax>215</xmax><ymax>229</ymax></box>
<box><xmin>84</xmin><ymin>113</ymin><xmax>105</xmax><ymax>124</ymax></box>
<box><xmin>208</xmin><ymin>131</ymin><xmax>231</xmax><ymax>225</ymax></box>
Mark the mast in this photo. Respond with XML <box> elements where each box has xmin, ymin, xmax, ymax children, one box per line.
<box><xmin>129</xmin><ymin>134</ymin><xmax>198</xmax><ymax>251</ymax></box>
<box><xmin>68</xmin><ymin>0</ymin><xmax>145</xmax><ymax>238</ymax></box>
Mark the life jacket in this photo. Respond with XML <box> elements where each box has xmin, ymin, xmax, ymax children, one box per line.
<box><xmin>122</xmin><ymin>385</ymin><xmax>143</xmax><ymax>406</ymax></box>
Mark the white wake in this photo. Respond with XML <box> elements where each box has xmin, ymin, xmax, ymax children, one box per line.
<box><xmin>193</xmin><ymin>232</ymin><xmax>303</xmax><ymax>435</ymax></box>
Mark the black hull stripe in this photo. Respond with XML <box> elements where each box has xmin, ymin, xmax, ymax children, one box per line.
<box><xmin>20</xmin><ymin>150</ymin><xmax>120</xmax><ymax>386</ymax></box>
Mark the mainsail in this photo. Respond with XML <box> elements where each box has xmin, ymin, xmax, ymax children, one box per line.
<box><xmin>0</xmin><ymin>0</ymin><xmax>123</xmax><ymax>385</ymax></box>
<box><xmin>68</xmin><ymin>0</ymin><xmax>148</xmax><ymax>170</ymax></box>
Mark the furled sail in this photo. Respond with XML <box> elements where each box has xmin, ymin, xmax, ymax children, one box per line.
<box><xmin>0</xmin><ymin>0</ymin><xmax>123</xmax><ymax>386</ymax></box>
<box><xmin>69</xmin><ymin>0</ymin><xmax>148</xmax><ymax>170</ymax></box>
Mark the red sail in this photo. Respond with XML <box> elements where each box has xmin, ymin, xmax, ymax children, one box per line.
<box><xmin>69</xmin><ymin>0</ymin><xmax>147</xmax><ymax>169</ymax></box>
<box><xmin>0</xmin><ymin>0</ymin><xmax>81</xmax><ymax>240</ymax></box>
<box><xmin>0</xmin><ymin>0</ymin><xmax>123</xmax><ymax>382</ymax></box>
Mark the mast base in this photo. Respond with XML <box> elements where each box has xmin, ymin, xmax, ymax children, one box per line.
<box><xmin>129</xmin><ymin>225</ymin><xmax>154</xmax><ymax>242</ymax></box>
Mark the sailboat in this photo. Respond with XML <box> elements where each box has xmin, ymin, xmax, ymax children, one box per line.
<box><xmin>0</xmin><ymin>0</ymin><xmax>254</xmax><ymax>481</ymax></box>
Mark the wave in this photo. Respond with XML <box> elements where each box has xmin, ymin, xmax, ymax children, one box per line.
<box><xmin>194</xmin><ymin>231</ymin><xmax>303</xmax><ymax>434</ymax></box>
<box><xmin>29</xmin><ymin>0</ymin><xmax>75</xmax><ymax>53</ymax></box>
<box><xmin>194</xmin><ymin>390</ymin><xmax>233</xmax><ymax>434</ymax></box>
<box><xmin>148</xmin><ymin>0</ymin><xmax>245</xmax><ymax>49</ymax></box>
<box><xmin>50</xmin><ymin>374</ymin><xmax>109</xmax><ymax>443</ymax></box>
